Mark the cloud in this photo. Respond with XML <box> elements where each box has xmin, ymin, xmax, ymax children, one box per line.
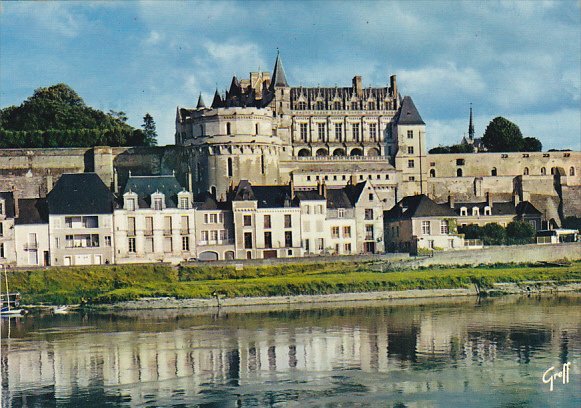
<box><xmin>2</xmin><ymin>2</ymin><xmax>86</xmax><ymax>38</ymax></box>
<box><xmin>143</xmin><ymin>30</ymin><xmax>164</xmax><ymax>46</ymax></box>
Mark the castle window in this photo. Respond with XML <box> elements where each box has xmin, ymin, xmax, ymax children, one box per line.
<box><xmin>255</xmin><ymin>123</ymin><xmax>259</xmax><ymax>135</ymax></box>
<box><xmin>367</xmin><ymin>101</ymin><xmax>375</xmax><ymax>110</ymax></box>
<box><xmin>369</xmin><ymin>123</ymin><xmax>377</xmax><ymax>141</ymax></box>
<box><xmin>407</xmin><ymin>146</ymin><xmax>414</xmax><ymax>154</ymax></box>
<box><xmin>491</xmin><ymin>167</ymin><xmax>497</xmax><ymax>176</ymax></box>
<box><xmin>460</xmin><ymin>207</ymin><xmax>467</xmax><ymax>216</ymax></box>
<box><xmin>408</xmin><ymin>160</ymin><xmax>415</xmax><ymax>168</ymax></box>
<box><xmin>307</xmin><ymin>175</ymin><xmax>311</xmax><ymax>181</ymax></box>
<box><xmin>570</xmin><ymin>167</ymin><xmax>575</xmax><ymax>176</ymax></box>
<box><xmin>385</xmin><ymin>175</ymin><xmax>389</xmax><ymax>179</ymax></box>
<box><xmin>352</xmin><ymin>123</ymin><xmax>360</xmax><ymax>142</ymax></box>
<box><xmin>551</xmin><ymin>167</ymin><xmax>556</xmax><ymax>175</ymax></box>
<box><xmin>227</xmin><ymin>158</ymin><xmax>233</xmax><ymax>177</ymax></box>
<box><xmin>457</xmin><ymin>168</ymin><xmax>463</xmax><ymax>177</ymax></box>
<box><xmin>318</xmin><ymin>123</ymin><xmax>326</xmax><ymax>141</ymax></box>
<box><xmin>226</xmin><ymin>122</ymin><xmax>231</xmax><ymax>135</ymax></box>
<box><xmin>300</xmin><ymin>123</ymin><xmax>308</xmax><ymax>142</ymax></box>
<box><xmin>472</xmin><ymin>207</ymin><xmax>480</xmax><ymax>216</ymax></box>
<box><xmin>335</xmin><ymin>123</ymin><xmax>343</xmax><ymax>141</ymax></box>
<box><xmin>408</xmin><ymin>176</ymin><xmax>415</xmax><ymax>181</ymax></box>
<box><xmin>407</xmin><ymin>130</ymin><xmax>413</xmax><ymax>139</ymax></box>
<box><xmin>430</xmin><ymin>169</ymin><xmax>436</xmax><ymax>177</ymax></box>
<box><xmin>316</xmin><ymin>101</ymin><xmax>324</xmax><ymax>110</ymax></box>
<box><xmin>351</xmin><ymin>101</ymin><xmax>358</xmax><ymax>110</ymax></box>
<box><xmin>523</xmin><ymin>167</ymin><xmax>529</xmax><ymax>175</ymax></box>
<box><xmin>343</xmin><ymin>175</ymin><xmax>347</xmax><ymax>180</ymax></box>
<box><xmin>541</xmin><ymin>167</ymin><xmax>546</xmax><ymax>175</ymax></box>
<box><xmin>297</xmin><ymin>101</ymin><xmax>307</xmax><ymax>110</ymax></box>
<box><xmin>261</xmin><ymin>154</ymin><xmax>265</xmax><ymax>174</ymax></box>
<box><xmin>334</xmin><ymin>101</ymin><xmax>342</xmax><ymax>110</ymax></box>
<box><xmin>456</xmin><ymin>159</ymin><xmax>465</xmax><ymax>165</ymax></box>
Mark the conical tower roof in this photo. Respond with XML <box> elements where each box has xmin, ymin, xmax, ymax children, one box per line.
<box><xmin>196</xmin><ymin>93</ymin><xmax>206</xmax><ymax>109</ymax></box>
<box><xmin>270</xmin><ymin>51</ymin><xmax>289</xmax><ymax>89</ymax></box>
<box><xmin>211</xmin><ymin>89</ymin><xmax>222</xmax><ymax>108</ymax></box>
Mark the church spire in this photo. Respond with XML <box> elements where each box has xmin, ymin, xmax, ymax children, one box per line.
<box><xmin>270</xmin><ymin>50</ymin><xmax>289</xmax><ymax>89</ymax></box>
<box><xmin>196</xmin><ymin>93</ymin><xmax>206</xmax><ymax>109</ymax></box>
<box><xmin>211</xmin><ymin>89</ymin><xmax>222</xmax><ymax>108</ymax></box>
<box><xmin>468</xmin><ymin>103</ymin><xmax>475</xmax><ymax>140</ymax></box>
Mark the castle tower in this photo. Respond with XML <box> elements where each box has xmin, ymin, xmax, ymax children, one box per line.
<box><xmin>390</xmin><ymin>96</ymin><xmax>427</xmax><ymax>196</ymax></box>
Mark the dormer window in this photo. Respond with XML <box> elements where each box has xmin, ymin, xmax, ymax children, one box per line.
<box><xmin>123</xmin><ymin>192</ymin><xmax>138</xmax><ymax>211</ymax></box>
<box><xmin>472</xmin><ymin>207</ymin><xmax>480</xmax><ymax>216</ymax></box>
<box><xmin>460</xmin><ymin>207</ymin><xmax>468</xmax><ymax>216</ymax></box>
<box><xmin>297</xmin><ymin>101</ymin><xmax>307</xmax><ymax>110</ymax></box>
<box><xmin>484</xmin><ymin>206</ymin><xmax>492</xmax><ymax>216</ymax></box>
<box><xmin>333</xmin><ymin>101</ymin><xmax>342</xmax><ymax>110</ymax></box>
<box><xmin>151</xmin><ymin>191</ymin><xmax>165</xmax><ymax>210</ymax></box>
<box><xmin>178</xmin><ymin>191</ymin><xmax>192</xmax><ymax>210</ymax></box>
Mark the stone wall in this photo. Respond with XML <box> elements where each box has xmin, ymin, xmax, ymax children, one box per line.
<box><xmin>413</xmin><ymin>242</ymin><xmax>581</xmax><ymax>267</ymax></box>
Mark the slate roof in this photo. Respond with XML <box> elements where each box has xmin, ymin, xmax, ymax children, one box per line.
<box><xmin>193</xmin><ymin>192</ymin><xmax>230</xmax><ymax>211</ymax></box>
<box><xmin>326</xmin><ymin>189</ymin><xmax>354</xmax><ymax>209</ymax></box>
<box><xmin>233</xmin><ymin>181</ymin><xmax>296</xmax><ymax>208</ymax></box>
<box><xmin>47</xmin><ymin>173</ymin><xmax>114</xmax><ymax>215</ymax></box>
<box><xmin>196</xmin><ymin>93</ymin><xmax>206</xmax><ymax>109</ymax></box>
<box><xmin>0</xmin><ymin>192</ymin><xmax>16</xmax><ymax>218</ymax></box>
<box><xmin>516</xmin><ymin>201</ymin><xmax>542</xmax><ymax>216</ymax></box>
<box><xmin>394</xmin><ymin>96</ymin><xmax>425</xmax><ymax>125</ymax></box>
<box><xmin>453</xmin><ymin>201</ymin><xmax>516</xmax><ymax>216</ymax></box>
<box><xmin>122</xmin><ymin>175</ymin><xmax>185</xmax><ymax>209</ymax></box>
<box><xmin>385</xmin><ymin>195</ymin><xmax>457</xmax><ymax>220</ymax></box>
<box><xmin>270</xmin><ymin>52</ymin><xmax>289</xmax><ymax>88</ymax></box>
<box><xmin>15</xmin><ymin>198</ymin><xmax>48</xmax><ymax>225</ymax></box>
<box><xmin>294</xmin><ymin>190</ymin><xmax>325</xmax><ymax>201</ymax></box>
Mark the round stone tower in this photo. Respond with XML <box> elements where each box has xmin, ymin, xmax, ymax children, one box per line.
<box><xmin>186</xmin><ymin>106</ymin><xmax>282</xmax><ymax>199</ymax></box>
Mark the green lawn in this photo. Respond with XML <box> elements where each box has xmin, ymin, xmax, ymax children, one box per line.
<box><xmin>6</xmin><ymin>261</ymin><xmax>581</xmax><ymax>305</ymax></box>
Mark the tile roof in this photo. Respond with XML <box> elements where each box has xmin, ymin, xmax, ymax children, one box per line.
<box><xmin>122</xmin><ymin>175</ymin><xmax>185</xmax><ymax>209</ymax></box>
<box><xmin>47</xmin><ymin>173</ymin><xmax>114</xmax><ymax>215</ymax></box>
<box><xmin>15</xmin><ymin>198</ymin><xmax>48</xmax><ymax>225</ymax></box>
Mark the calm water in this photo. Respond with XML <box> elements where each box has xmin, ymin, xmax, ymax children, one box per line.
<box><xmin>1</xmin><ymin>295</ymin><xmax>579</xmax><ymax>407</ymax></box>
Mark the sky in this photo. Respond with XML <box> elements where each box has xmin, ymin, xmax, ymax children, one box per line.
<box><xmin>1</xmin><ymin>1</ymin><xmax>580</xmax><ymax>150</ymax></box>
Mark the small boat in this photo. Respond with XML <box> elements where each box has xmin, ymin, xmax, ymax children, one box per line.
<box><xmin>1</xmin><ymin>305</ymin><xmax>24</xmax><ymax>316</ymax></box>
<box><xmin>1</xmin><ymin>266</ymin><xmax>24</xmax><ymax>317</ymax></box>
<box><xmin>53</xmin><ymin>305</ymin><xmax>71</xmax><ymax>315</ymax></box>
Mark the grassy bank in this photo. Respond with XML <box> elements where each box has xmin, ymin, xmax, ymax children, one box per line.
<box><xmin>6</xmin><ymin>261</ymin><xmax>581</xmax><ymax>305</ymax></box>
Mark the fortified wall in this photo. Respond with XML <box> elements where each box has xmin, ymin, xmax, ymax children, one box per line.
<box><xmin>0</xmin><ymin>146</ymin><xmax>188</xmax><ymax>198</ymax></box>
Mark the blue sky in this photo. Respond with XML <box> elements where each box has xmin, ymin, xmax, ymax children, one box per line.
<box><xmin>1</xmin><ymin>1</ymin><xmax>579</xmax><ymax>150</ymax></box>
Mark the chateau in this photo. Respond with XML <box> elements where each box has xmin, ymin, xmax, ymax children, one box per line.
<box><xmin>0</xmin><ymin>53</ymin><xmax>579</xmax><ymax>266</ymax></box>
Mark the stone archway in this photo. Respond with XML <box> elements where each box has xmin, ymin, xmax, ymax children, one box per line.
<box><xmin>350</xmin><ymin>148</ymin><xmax>363</xmax><ymax>156</ymax></box>
<box><xmin>367</xmin><ymin>148</ymin><xmax>380</xmax><ymax>156</ymax></box>
<box><xmin>316</xmin><ymin>148</ymin><xmax>329</xmax><ymax>157</ymax></box>
<box><xmin>198</xmin><ymin>251</ymin><xmax>219</xmax><ymax>261</ymax></box>
<box><xmin>333</xmin><ymin>148</ymin><xmax>346</xmax><ymax>156</ymax></box>
<box><xmin>298</xmin><ymin>148</ymin><xmax>311</xmax><ymax>157</ymax></box>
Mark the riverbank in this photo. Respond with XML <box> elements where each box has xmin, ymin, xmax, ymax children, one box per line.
<box><xmin>7</xmin><ymin>260</ymin><xmax>581</xmax><ymax>308</ymax></box>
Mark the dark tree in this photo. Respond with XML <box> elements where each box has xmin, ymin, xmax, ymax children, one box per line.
<box><xmin>481</xmin><ymin>223</ymin><xmax>507</xmax><ymax>245</ymax></box>
<box><xmin>522</xmin><ymin>137</ymin><xmax>542</xmax><ymax>152</ymax></box>
<box><xmin>506</xmin><ymin>221</ymin><xmax>535</xmax><ymax>244</ymax></box>
<box><xmin>141</xmin><ymin>113</ymin><xmax>158</xmax><ymax>146</ymax></box>
<box><xmin>458</xmin><ymin>224</ymin><xmax>482</xmax><ymax>239</ymax></box>
<box><xmin>482</xmin><ymin>117</ymin><xmax>524</xmax><ymax>152</ymax></box>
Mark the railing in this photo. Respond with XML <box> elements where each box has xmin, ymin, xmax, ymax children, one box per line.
<box><xmin>293</xmin><ymin>155</ymin><xmax>388</xmax><ymax>161</ymax></box>
<box><xmin>464</xmin><ymin>239</ymin><xmax>483</xmax><ymax>247</ymax></box>
<box><xmin>23</xmin><ymin>242</ymin><xmax>38</xmax><ymax>250</ymax></box>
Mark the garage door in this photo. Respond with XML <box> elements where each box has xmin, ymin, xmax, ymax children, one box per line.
<box><xmin>263</xmin><ymin>250</ymin><xmax>278</xmax><ymax>259</ymax></box>
<box><xmin>198</xmin><ymin>251</ymin><xmax>219</xmax><ymax>261</ymax></box>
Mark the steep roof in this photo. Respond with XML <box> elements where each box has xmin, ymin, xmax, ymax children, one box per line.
<box><xmin>0</xmin><ymin>192</ymin><xmax>16</xmax><ymax>218</ymax></box>
<box><xmin>395</xmin><ymin>96</ymin><xmax>425</xmax><ymax>125</ymax></box>
<box><xmin>196</xmin><ymin>93</ymin><xmax>206</xmax><ymax>109</ymax></box>
<box><xmin>326</xmin><ymin>189</ymin><xmax>354</xmax><ymax>209</ymax></box>
<box><xmin>122</xmin><ymin>174</ymin><xmax>184</xmax><ymax>209</ymax></box>
<box><xmin>385</xmin><ymin>195</ymin><xmax>456</xmax><ymax>220</ymax></box>
<box><xmin>516</xmin><ymin>201</ymin><xmax>542</xmax><ymax>216</ymax></box>
<box><xmin>270</xmin><ymin>52</ymin><xmax>289</xmax><ymax>88</ymax></box>
<box><xmin>233</xmin><ymin>181</ymin><xmax>295</xmax><ymax>208</ymax></box>
<box><xmin>47</xmin><ymin>173</ymin><xmax>114</xmax><ymax>215</ymax></box>
<box><xmin>344</xmin><ymin>182</ymin><xmax>367</xmax><ymax>206</ymax></box>
<box><xmin>15</xmin><ymin>198</ymin><xmax>48</xmax><ymax>225</ymax></box>
<box><xmin>453</xmin><ymin>201</ymin><xmax>516</xmax><ymax>216</ymax></box>
<box><xmin>294</xmin><ymin>190</ymin><xmax>325</xmax><ymax>201</ymax></box>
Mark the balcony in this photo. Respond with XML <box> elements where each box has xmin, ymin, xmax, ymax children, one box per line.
<box><xmin>293</xmin><ymin>155</ymin><xmax>388</xmax><ymax>162</ymax></box>
<box><xmin>23</xmin><ymin>242</ymin><xmax>38</xmax><ymax>251</ymax></box>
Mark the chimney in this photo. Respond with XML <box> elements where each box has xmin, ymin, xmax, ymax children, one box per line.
<box><xmin>513</xmin><ymin>192</ymin><xmax>520</xmax><ymax>206</ymax></box>
<box><xmin>46</xmin><ymin>173</ymin><xmax>53</xmax><ymax>194</ymax></box>
<box><xmin>352</xmin><ymin>76</ymin><xmax>363</xmax><ymax>97</ymax></box>
<box><xmin>289</xmin><ymin>178</ymin><xmax>295</xmax><ymax>200</ymax></box>
<box><xmin>188</xmin><ymin>170</ymin><xmax>193</xmax><ymax>193</ymax></box>
<box><xmin>390</xmin><ymin>75</ymin><xmax>398</xmax><ymax>100</ymax></box>
<box><xmin>12</xmin><ymin>187</ymin><xmax>19</xmax><ymax>219</ymax></box>
<box><xmin>322</xmin><ymin>182</ymin><xmax>327</xmax><ymax>199</ymax></box>
<box><xmin>448</xmin><ymin>194</ymin><xmax>455</xmax><ymax>209</ymax></box>
<box><xmin>113</xmin><ymin>169</ymin><xmax>118</xmax><ymax>193</ymax></box>
<box><xmin>317</xmin><ymin>181</ymin><xmax>323</xmax><ymax>196</ymax></box>
<box><xmin>486</xmin><ymin>192</ymin><xmax>493</xmax><ymax>208</ymax></box>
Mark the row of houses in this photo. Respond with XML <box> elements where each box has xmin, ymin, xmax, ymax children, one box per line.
<box><xmin>0</xmin><ymin>173</ymin><xmax>543</xmax><ymax>268</ymax></box>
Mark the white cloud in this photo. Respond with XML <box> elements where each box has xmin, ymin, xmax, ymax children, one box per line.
<box><xmin>3</xmin><ymin>2</ymin><xmax>85</xmax><ymax>38</ymax></box>
<box><xmin>399</xmin><ymin>64</ymin><xmax>485</xmax><ymax>97</ymax></box>
<box><xmin>143</xmin><ymin>30</ymin><xmax>164</xmax><ymax>46</ymax></box>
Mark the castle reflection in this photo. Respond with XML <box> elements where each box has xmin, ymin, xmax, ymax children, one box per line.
<box><xmin>1</xmin><ymin>295</ymin><xmax>579</xmax><ymax>406</ymax></box>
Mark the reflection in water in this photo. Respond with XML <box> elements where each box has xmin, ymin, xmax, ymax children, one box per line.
<box><xmin>1</xmin><ymin>295</ymin><xmax>580</xmax><ymax>407</ymax></box>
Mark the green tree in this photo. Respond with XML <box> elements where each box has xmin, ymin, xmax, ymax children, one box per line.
<box><xmin>522</xmin><ymin>137</ymin><xmax>542</xmax><ymax>152</ymax></box>
<box><xmin>141</xmin><ymin>113</ymin><xmax>158</xmax><ymax>146</ymax></box>
<box><xmin>506</xmin><ymin>221</ymin><xmax>535</xmax><ymax>244</ymax></box>
<box><xmin>482</xmin><ymin>117</ymin><xmax>524</xmax><ymax>152</ymax></box>
<box><xmin>458</xmin><ymin>224</ymin><xmax>482</xmax><ymax>239</ymax></box>
<box><xmin>481</xmin><ymin>223</ymin><xmax>507</xmax><ymax>245</ymax></box>
<box><xmin>562</xmin><ymin>216</ymin><xmax>581</xmax><ymax>230</ymax></box>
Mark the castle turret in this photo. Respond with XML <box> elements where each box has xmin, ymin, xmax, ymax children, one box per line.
<box><xmin>196</xmin><ymin>93</ymin><xmax>206</xmax><ymax>110</ymax></box>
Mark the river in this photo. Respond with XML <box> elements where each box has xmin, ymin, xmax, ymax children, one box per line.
<box><xmin>1</xmin><ymin>295</ymin><xmax>579</xmax><ymax>407</ymax></box>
